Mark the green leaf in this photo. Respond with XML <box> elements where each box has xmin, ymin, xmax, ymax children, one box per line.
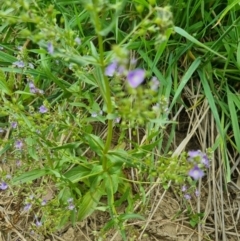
<box><xmin>169</xmin><ymin>57</ymin><xmax>202</xmax><ymax>110</ymax></box>
<box><xmin>12</xmin><ymin>169</ymin><xmax>48</xmax><ymax>184</ymax></box>
<box><xmin>51</xmin><ymin>142</ymin><xmax>81</xmax><ymax>151</ymax></box>
<box><xmin>214</xmin><ymin>0</ymin><xmax>240</xmax><ymax>26</ymax></box>
<box><xmin>64</xmin><ymin>165</ymin><xmax>91</xmax><ymax>183</ymax></box>
<box><xmin>174</xmin><ymin>26</ymin><xmax>226</xmax><ymax>60</ymax></box>
<box><xmin>0</xmin><ymin>69</ymin><xmax>12</xmax><ymax>95</ymax></box>
<box><xmin>227</xmin><ymin>86</ymin><xmax>240</xmax><ymax>153</ymax></box>
<box><xmin>84</xmin><ymin>134</ymin><xmax>104</xmax><ymax>156</ymax></box>
<box><xmin>78</xmin><ymin>188</ymin><xmax>103</xmax><ymax>221</ymax></box>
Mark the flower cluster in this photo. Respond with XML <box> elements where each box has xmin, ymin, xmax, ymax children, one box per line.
<box><xmin>29</xmin><ymin>82</ymin><xmax>44</xmax><ymax>95</ymax></box>
<box><xmin>67</xmin><ymin>198</ymin><xmax>75</xmax><ymax>210</ymax></box>
<box><xmin>179</xmin><ymin>150</ymin><xmax>210</xmax><ymax>200</ymax></box>
<box><xmin>105</xmin><ymin>61</ymin><xmax>145</xmax><ymax>88</ymax></box>
<box><xmin>187</xmin><ymin>150</ymin><xmax>210</xmax><ymax>180</ymax></box>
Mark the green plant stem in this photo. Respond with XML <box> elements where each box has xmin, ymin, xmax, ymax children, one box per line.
<box><xmin>95</xmin><ymin>11</ymin><xmax>113</xmax><ymax>171</ymax></box>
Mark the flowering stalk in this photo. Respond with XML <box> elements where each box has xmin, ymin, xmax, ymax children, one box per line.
<box><xmin>94</xmin><ymin>7</ymin><xmax>113</xmax><ymax>171</ymax></box>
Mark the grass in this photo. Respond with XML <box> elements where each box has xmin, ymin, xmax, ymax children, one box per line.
<box><xmin>0</xmin><ymin>0</ymin><xmax>240</xmax><ymax>240</ymax></box>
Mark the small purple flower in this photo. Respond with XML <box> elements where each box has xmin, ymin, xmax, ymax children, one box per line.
<box><xmin>24</xmin><ymin>203</ymin><xmax>32</xmax><ymax>211</ymax></box>
<box><xmin>47</xmin><ymin>42</ymin><xmax>54</xmax><ymax>54</ymax></box>
<box><xmin>16</xmin><ymin>160</ymin><xmax>21</xmax><ymax>166</ymax></box>
<box><xmin>195</xmin><ymin>189</ymin><xmax>200</xmax><ymax>197</ymax></box>
<box><xmin>184</xmin><ymin>194</ymin><xmax>191</xmax><ymax>200</ymax></box>
<box><xmin>41</xmin><ymin>200</ymin><xmax>47</xmax><ymax>206</ymax></box>
<box><xmin>36</xmin><ymin>220</ymin><xmax>42</xmax><ymax>227</ymax></box>
<box><xmin>68</xmin><ymin>203</ymin><xmax>75</xmax><ymax>210</ymax></box>
<box><xmin>11</xmin><ymin>122</ymin><xmax>18</xmax><ymax>128</ymax></box>
<box><xmin>15</xmin><ymin>140</ymin><xmax>23</xmax><ymax>149</ymax></box>
<box><xmin>117</xmin><ymin>65</ymin><xmax>126</xmax><ymax>75</ymax></box>
<box><xmin>29</xmin><ymin>82</ymin><xmax>37</xmax><ymax>93</ymax></box>
<box><xmin>201</xmin><ymin>155</ymin><xmax>210</xmax><ymax>168</ymax></box>
<box><xmin>39</xmin><ymin>105</ymin><xmax>48</xmax><ymax>113</ymax></box>
<box><xmin>0</xmin><ymin>182</ymin><xmax>8</xmax><ymax>190</ymax></box>
<box><xmin>75</xmin><ymin>37</ymin><xmax>81</xmax><ymax>45</ymax></box>
<box><xmin>127</xmin><ymin>69</ymin><xmax>145</xmax><ymax>88</ymax></box>
<box><xmin>13</xmin><ymin>60</ymin><xmax>25</xmax><ymax>68</ymax></box>
<box><xmin>188</xmin><ymin>165</ymin><xmax>204</xmax><ymax>180</ymax></box>
<box><xmin>188</xmin><ymin>150</ymin><xmax>202</xmax><ymax>159</ymax></box>
<box><xmin>150</xmin><ymin>77</ymin><xmax>160</xmax><ymax>90</ymax></box>
<box><xmin>105</xmin><ymin>61</ymin><xmax>118</xmax><ymax>77</ymax></box>
<box><xmin>67</xmin><ymin>197</ymin><xmax>75</xmax><ymax>210</ymax></box>
<box><xmin>181</xmin><ymin>185</ymin><xmax>187</xmax><ymax>192</ymax></box>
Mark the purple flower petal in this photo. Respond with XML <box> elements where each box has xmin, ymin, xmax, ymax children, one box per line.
<box><xmin>13</xmin><ymin>60</ymin><xmax>25</xmax><ymax>68</ymax></box>
<box><xmin>24</xmin><ymin>203</ymin><xmax>32</xmax><ymax>211</ymax></box>
<box><xmin>188</xmin><ymin>165</ymin><xmax>204</xmax><ymax>180</ymax></box>
<box><xmin>11</xmin><ymin>122</ymin><xmax>18</xmax><ymax>128</ymax></box>
<box><xmin>47</xmin><ymin>42</ymin><xmax>54</xmax><ymax>54</ymax></box>
<box><xmin>201</xmin><ymin>155</ymin><xmax>210</xmax><ymax>168</ymax></box>
<box><xmin>184</xmin><ymin>194</ymin><xmax>191</xmax><ymax>200</ymax></box>
<box><xmin>127</xmin><ymin>69</ymin><xmax>145</xmax><ymax>88</ymax></box>
<box><xmin>39</xmin><ymin>105</ymin><xmax>48</xmax><ymax>113</ymax></box>
<box><xmin>15</xmin><ymin>140</ymin><xmax>23</xmax><ymax>149</ymax></box>
<box><xmin>68</xmin><ymin>203</ymin><xmax>75</xmax><ymax>210</ymax></box>
<box><xmin>195</xmin><ymin>189</ymin><xmax>200</xmax><ymax>197</ymax></box>
<box><xmin>105</xmin><ymin>61</ymin><xmax>118</xmax><ymax>77</ymax></box>
<box><xmin>181</xmin><ymin>185</ymin><xmax>187</xmax><ymax>192</ymax></box>
<box><xmin>16</xmin><ymin>160</ymin><xmax>22</xmax><ymax>166</ymax></box>
<box><xmin>36</xmin><ymin>220</ymin><xmax>42</xmax><ymax>227</ymax></box>
<box><xmin>0</xmin><ymin>182</ymin><xmax>8</xmax><ymax>190</ymax></box>
<box><xmin>188</xmin><ymin>150</ymin><xmax>203</xmax><ymax>159</ymax></box>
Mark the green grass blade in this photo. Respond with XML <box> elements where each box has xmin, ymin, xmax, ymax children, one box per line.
<box><xmin>169</xmin><ymin>57</ymin><xmax>201</xmax><ymax>110</ymax></box>
<box><xmin>174</xmin><ymin>26</ymin><xmax>226</xmax><ymax>60</ymax></box>
<box><xmin>227</xmin><ymin>86</ymin><xmax>240</xmax><ymax>152</ymax></box>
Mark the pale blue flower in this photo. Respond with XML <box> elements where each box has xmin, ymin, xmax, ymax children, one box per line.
<box><xmin>47</xmin><ymin>42</ymin><xmax>54</xmax><ymax>54</ymax></box>
<box><xmin>181</xmin><ymin>185</ymin><xmax>187</xmax><ymax>192</ymax></box>
<box><xmin>188</xmin><ymin>165</ymin><xmax>204</xmax><ymax>180</ymax></box>
<box><xmin>15</xmin><ymin>140</ymin><xmax>23</xmax><ymax>149</ymax></box>
<box><xmin>0</xmin><ymin>182</ymin><xmax>8</xmax><ymax>190</ymax></box>
<box><xmin>184</xmin><ymin>194</ymin><xmax>191</xmax><ymax>200</ymax></box>
<box><xmin>75</xmin><ymin>37</ymin><xmax>81</xmax><ymax>45</ymax></box>
<box><xmin>13</xmin><ymin>60</ymin><xmax>25</xmax><ymax>68</ymax></box>
<box><xmin>39</xmin><ymin>105</ymin><xmax>48</xmax><ymax>113</ymax></box>
<box><xmin>195</xmin><ymin>189</ymin><xmax>200</xmax><ymax>197</ymax></box>
<box><xmin>127</xmin><ymin>69</ymin><xmax>145</xmax><ymax>88</ymax></box>
<box><xmin>105</xmin><ymin>61</ymin><xmax>118</xmax><ymax>77</ymax></box>
<box><xmin>24</xmin><ymin>203</ymin><xmax>32</xmax><ymax>211</ymax></box>
<box><xmin>11</xmin><ymin>122</ymin><xmax>17</xmax><ymax>128</ymax></box>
